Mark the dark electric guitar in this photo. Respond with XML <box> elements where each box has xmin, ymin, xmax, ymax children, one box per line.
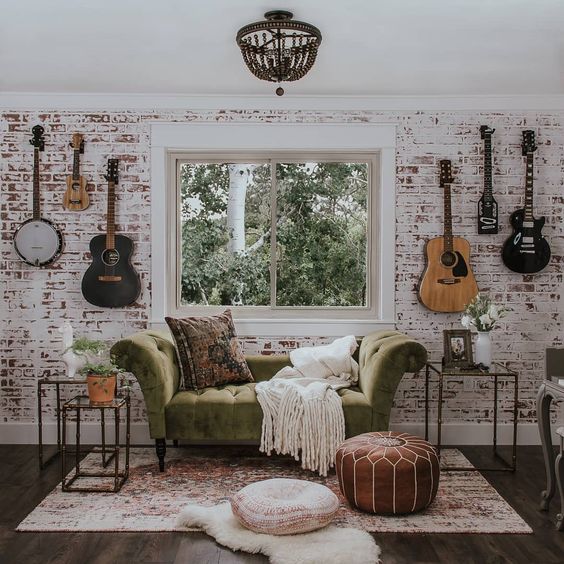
<box><xmin>418</xmin><ymin>160</ymin><xmax>479</xmax><ymax>312</ymax></box>
<box><xmin>502</xmin><ymin>130</ymin><xmax>550</xmax><ymax>274</ymax></box>
<box><xmin>81</xmin><ymin>159</ymin><xmax>141</xmax><ymax>307</ymax></box>
<box><xmin>63</xmin><ymin>133</ymin><xmax>89</xmax><ymax>210</ymax></box>
<box><xmin>478</xmin><ymin>125</ymin><xmax>498</xmax><ymax>234</ymax></box>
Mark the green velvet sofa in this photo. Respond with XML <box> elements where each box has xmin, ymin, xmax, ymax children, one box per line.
<box><xmin>111</xmin><ymin>330</ymin><xmax>427</xmax><ymax>471</ymax></box>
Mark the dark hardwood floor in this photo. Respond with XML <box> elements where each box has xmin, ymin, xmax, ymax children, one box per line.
<box><xmin>1</xmin><ymin>445</ymin><xmax>563</xmax><ymax>564</ymax></box>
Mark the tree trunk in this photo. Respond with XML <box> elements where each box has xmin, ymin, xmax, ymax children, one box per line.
<box><xmin>226</xmin><ymin>165</ymin><xmax>253</xmax><ymax>254</ymax></box>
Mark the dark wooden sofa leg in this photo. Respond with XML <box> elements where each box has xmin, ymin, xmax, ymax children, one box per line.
<box><xmin>155</xmin><ymin>439</ymin><xmax>166</xmax><ymax>472</ymax></box>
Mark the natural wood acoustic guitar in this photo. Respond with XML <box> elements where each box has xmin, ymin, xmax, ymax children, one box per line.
<box><xmin>418</xmin><ymin>160</ymin><xmax>479</xmax><ymax>312</ymax></box>
<box><xmin>63</xmin><ymin>133</ymin><xmax>89</xmax><ymax>210</ymax></box>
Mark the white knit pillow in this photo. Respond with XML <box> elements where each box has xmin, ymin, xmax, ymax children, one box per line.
<box><xmin>230</xmin><ymin>478</ymin><xmax>339</xmax><ymax>535</ymax></box>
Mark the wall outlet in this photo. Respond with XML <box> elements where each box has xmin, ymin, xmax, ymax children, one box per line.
<box><xmin>463</xmin><ymin>376</ymin><xmax>474</xmax><ymax>392</ymax></box>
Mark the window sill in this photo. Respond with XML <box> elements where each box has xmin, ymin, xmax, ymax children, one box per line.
<box><xmin>150</xmin><ymin>318</ymin><xmax>396</xmax><ymax>337</ymax></box>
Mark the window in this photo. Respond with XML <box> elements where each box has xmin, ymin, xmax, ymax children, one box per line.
<box><xmin>177</xmin><ymin>156</ymin><xmax>374</xmax><ymax>312</ymax></box>
<box><xmin>151</xmin><ymin>122</ymin><xmax>396</xmax><ymax>335</ymax></box>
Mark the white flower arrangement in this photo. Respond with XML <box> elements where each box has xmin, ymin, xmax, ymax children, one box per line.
<box><xmin>461</xmin><ymin>294</ymin><xmax>508</xmax><ymax>332</ymax></box>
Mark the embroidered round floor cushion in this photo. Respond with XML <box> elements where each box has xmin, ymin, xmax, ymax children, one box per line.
<box><xmin>230</xmin><ymin>478</ymin><xmax>340</xmax><ymax>535</ymax></box>
<box><xmin>336</xmin><ymin>431</ymin><xmax>440</xmax><ymax>515</ymax></box>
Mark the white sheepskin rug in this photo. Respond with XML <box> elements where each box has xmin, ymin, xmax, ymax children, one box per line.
<box><xmin>177</xmin><ymin>502</ymin><xmax>381</xmax><ymax>564</ymax></box>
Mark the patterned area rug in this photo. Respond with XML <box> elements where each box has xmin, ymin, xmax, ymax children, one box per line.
<box><xmin>17</xmin><ymin>448</ymin><xmax>532</xmax><ymax>534</ymax></box>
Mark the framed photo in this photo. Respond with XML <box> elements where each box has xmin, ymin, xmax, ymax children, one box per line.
<box><xmin>443</xmin><ymin>329</ymin><xmax>473</xmax><ymax>368</ymax></box>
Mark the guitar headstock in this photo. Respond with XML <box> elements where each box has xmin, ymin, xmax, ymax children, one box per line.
<box><xmin>522</xmin><ymin>130</ymin><xmax>537</xmax><ymax>156</ymax></box>
<box><xmin>30</xmin><ymin>125</ymin><xmax>45</xmax><ymax>151</ymax></box>
<box><xmin>439</xmin><ymin>160</ymin><xmax>454</xmax><ymax>187</ymax></box>
<box><xmin>480</xmin><ymin>125</ymin><xmax>495</xmax><ymax>139</ymax></box>
<box><xmin>70</xmin><ymin>133</ymin><xmax>84</xmax><ymax>153</ymax></box>
<box><xmin>104</xmin><ymin>158</ymin><xmax>119</xmax><ymax>184</ymax></box>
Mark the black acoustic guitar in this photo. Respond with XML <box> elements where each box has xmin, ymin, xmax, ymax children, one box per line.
<box><xmin>82</xmin><ymin>159</ymin><xmax>141</xmax><ymax>307</ymax></box>
<box><xmin>478</xmin><ymin>125</ymin><xmax>498</xmax><ymax>234</ymax></box>
<box><xmin>502</xmin><ymin>130</ymin><xmax>550</xmax><ymax>273</ymax></box>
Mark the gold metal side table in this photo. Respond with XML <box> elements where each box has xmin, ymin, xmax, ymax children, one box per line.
<box><xmin>37</xmin><ymin>376</ymin><xmax>118</xmax><ymax>470</ymax></box>
<box><xmin>62</xmin><ymin>395</ymin><xmax>130</xmax><ymax>493</ymax></box>
<box><xmin>38</xmin><ymin>376</ymin><xmax>87</xmax><ymax>469</ymax></box>
<box><xmin>425</xmin><ymin>362</ymin><xmax>519</xmax><ymax>472</ymax></box>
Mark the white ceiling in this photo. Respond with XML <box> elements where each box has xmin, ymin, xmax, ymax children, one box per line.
<box><xmin>1</xmin><ymin>0</ymin><xmax>563</xmax><ymax>96</ymax></box>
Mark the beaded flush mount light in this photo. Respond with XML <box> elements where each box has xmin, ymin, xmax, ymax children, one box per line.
<box><xmin>236</xmin><ymin>10</ymin><xmax>322</xmax><ymax>96</ymax></box>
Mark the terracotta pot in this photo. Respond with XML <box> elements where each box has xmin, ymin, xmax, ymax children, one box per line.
<box><xmin>86</xmin><ymin>373</ymin><xmax>117</xmax><ymax>404</ymax></box>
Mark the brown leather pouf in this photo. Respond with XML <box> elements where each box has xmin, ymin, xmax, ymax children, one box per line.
<box><xmin>336</xmin><ymin>431</ymin><xmax>440</xmax><ymax>515</ymax></box>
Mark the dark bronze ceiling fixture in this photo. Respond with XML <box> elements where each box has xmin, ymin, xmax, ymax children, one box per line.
<box><xmin>236</xmin><ymin>10</ymin><xmax>322</xmax><ymax>96</ymax></box>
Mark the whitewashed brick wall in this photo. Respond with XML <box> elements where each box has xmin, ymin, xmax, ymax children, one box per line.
<box><xmin>1</xmin><ymin>109</ymin><xmax>562</xmax><ymax>428</ymax></box>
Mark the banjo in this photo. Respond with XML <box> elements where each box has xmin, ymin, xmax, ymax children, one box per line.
<box><xmin>13</xmin><ymin>125</ymin><xmax>64</xmax><ymax>267</ymax></box>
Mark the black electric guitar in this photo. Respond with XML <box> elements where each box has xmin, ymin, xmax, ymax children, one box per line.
<box><xmin>502</xmin><ymin>130</ymin><xmax>551</xmax><ymax>273</ymax></box>
<box><xmin>81</xmin><ymin>159</ymin><xmax>141</xmax><ymax>307</ymax></box>
<box><xmin>478</xmin><ymin>125</ymin><xmax>498</xmax><ymax>234</ymax></box>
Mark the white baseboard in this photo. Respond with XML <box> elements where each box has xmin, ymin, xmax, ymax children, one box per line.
<box><xmin>0</xmin><ymin>422</ymin><xmax>153</xmax><ymax>445</ymax></box>
<box><xmin>0</xmin><ymin>421</ymin><xmax>559</xmax><ymax>446</ymax></box>
<box><xmin>390</xmin><ymin>422</ymin><xmax>558</xmax><ymax>446</ymax></box>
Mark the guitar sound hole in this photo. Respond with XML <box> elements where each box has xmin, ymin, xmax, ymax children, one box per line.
<box><xmin>102</xmin><ymin>248</ymin><xmax>120</xmax><ymax>266</ymax></box>
<box><xmin>72</xmin><ymin>183</ymin><xmax>80</xmax><ymax>190</ymax></box>
<box><xmin>440</xmin><ymin>251</ymin><xmax>458</xmax><ymax>268</ymax></box>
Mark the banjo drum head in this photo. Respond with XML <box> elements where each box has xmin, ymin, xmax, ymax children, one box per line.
<box><xmin>14</xmin><ymin>219</ymin><xmax>62</xmax><ymax>266</ymax></box>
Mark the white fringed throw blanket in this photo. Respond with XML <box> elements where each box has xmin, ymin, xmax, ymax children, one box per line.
<box><xmin>255</xmin><ymin>336</ymin><xmax>359</xmax><ymax>476</ymax></box>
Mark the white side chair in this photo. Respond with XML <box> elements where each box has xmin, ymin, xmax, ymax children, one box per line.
<box><xmin>546</xmin><ymin>347</ymin><xmax>564</xmax><ymax>435</ymax></box>
<box><xmin>546</xmin><ymin>348</ymin><xmax>564</xmax><ymax>530</ymax></box>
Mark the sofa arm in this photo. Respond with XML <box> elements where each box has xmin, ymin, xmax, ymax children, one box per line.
<box><xmin>111</xmin><ymin>330</ymin><xmax>180</xmax><ymax>439</ymax></box>
<box><xmin>358</xmin><ymin>330</ymin><xmax>427</xmax><ymax>430</ymax></box>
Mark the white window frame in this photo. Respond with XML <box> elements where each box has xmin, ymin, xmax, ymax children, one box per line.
<box><xmin>151</xmin><ymin>122</ymin><xmax>397</xmax><ymax>336</ymax></box>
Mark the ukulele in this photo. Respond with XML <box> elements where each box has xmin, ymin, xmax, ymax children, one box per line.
<box><xmin>502</xmin><ymin>130</ymin><xmax>550</xmax><ymax>273</ymax></box>
<box><xmin>478</xmin><ymin>125</ymin><xmax>498</xmax><ymax>234</ymax></box>
<box><xmin>13</xmin><ymin>125</ymin><xmax>64</xmax><ymax>267</ymax></box>
<box><xmin>81</xmin><ymin>159</ymin><xmax>141</xmax><ymax>307</ymax></box>
<box><xmin>418</xmin><ymin>160</ymin><xmax>479</xmax><ymax>312</ymax></box>
<box><xmin>63</xmin><ymin>133</ymin><xmax>89</xmax><ymax>210</ymax></box>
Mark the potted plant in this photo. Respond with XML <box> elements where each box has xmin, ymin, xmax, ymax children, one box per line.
<box><xmin>66</xmin><ymin>337</ymin><xmax>107</xmax><ymax>360</ymax></box>
<box><xmin>80</xmin><ymin>358</ymin><xmax>123</xmax><ymax>404</ymax></box>
<box><xmin>461</xmin><ymin>294</ymin><xmax>508</xmax><ymax>368</ymax></box>
<box><xmin>60</xmin><ymin>327</ymin><xmax>108</xmax><ymax>379</ymax></box>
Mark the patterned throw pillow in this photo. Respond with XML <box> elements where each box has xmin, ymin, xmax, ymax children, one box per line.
<box><xmin>165</xmin><ymin>310</ymin><xmax>253</xmax><ymax>390</ymax></box>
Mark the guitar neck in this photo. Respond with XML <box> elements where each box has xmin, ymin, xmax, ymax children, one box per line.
<box><xmin>72</xmin><ymin>149</ymin><xmax>80</xmax><ymax>181</ymax></box>
<box><xmin>483</xmin><ymin>135</ymin><xmax>493</xmax><ymax>200</ymax></box>
<box><xmin>33</xmin><ymin>148</ymin><xmax>40</xmax><ymax>220</ymax></box>
<box><xmin>443</xmin><ymin>183</ymin><xmax>453</xmax><ymax>251</ymax></box>
<box><xmin>524</xmin><ymin>152</ymin><xmax>534</xmax><ymax>221</ymax></box>
<box><xmin>106</xmin><ymin>181</ymin><xmax>116</xmax><ymax>249</ymax></box>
